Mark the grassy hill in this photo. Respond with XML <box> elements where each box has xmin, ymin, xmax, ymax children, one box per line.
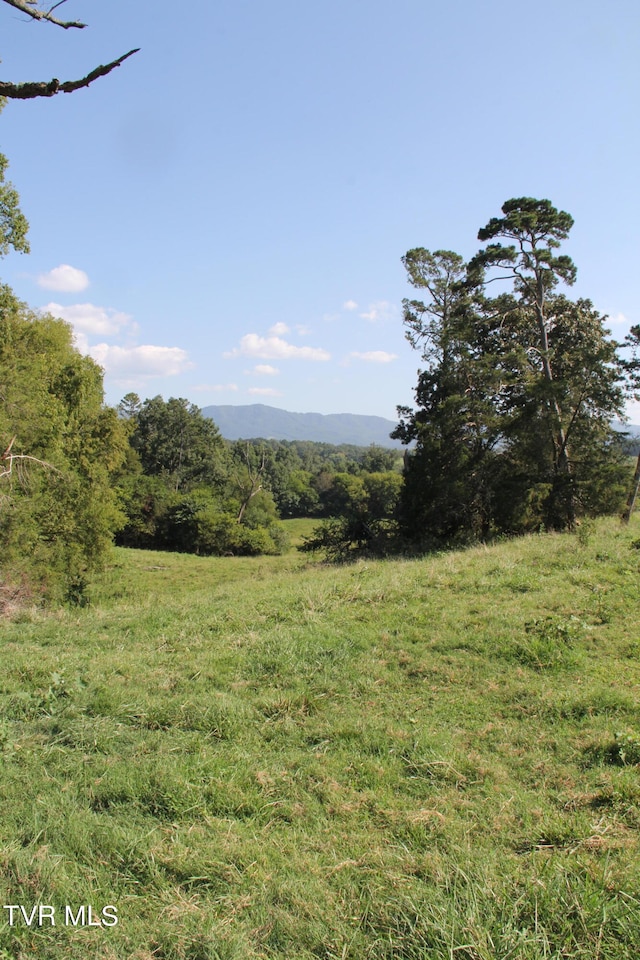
<box><xmin>1</xmin><ymin>518</ymin><xmax>639</xmax><ymax>958</ymax></box>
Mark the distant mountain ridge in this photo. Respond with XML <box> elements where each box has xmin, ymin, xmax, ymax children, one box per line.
<box><xmin>200</xmin><ymin>406</ymin><xmax>640</xmax><ymax>451</ymax></box>
<box><xmin>201</xmin><ymin>403</ymin><xmax>403</xmax><ymax>447</ymax></box>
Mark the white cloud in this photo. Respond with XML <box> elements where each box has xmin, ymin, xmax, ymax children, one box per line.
<box><xmin>606</xmin><ymin>312</ymin><xmax>632</xmax><ymax>330</ymax></box>
<box><xmin>225</xmin><ymin>333</ymin><xmax>330</xmax><ymax>361</ymax></box>
<box><xmin>359</xmin><ymin>301</ymin><xmax>397</xmax><ymax>323</ymax></box>
<box><xmin>269</xmin><ymin>322</ymin><xmax>289</xmax><ymax>336</ymax></box>
<box><xmin>72</xmin><ymin>330</ymin><xmax>90</xmax><ymax>354</ymax></box>
<box><xmin>43</xmin><ymin>296</ymin><xmax>192</xmax><ymax>387</ymax></box>
<box><xmin>252</xmin><ymin>364</ymin><xmax>279</xmax><ymax>376</ymax></box>
<box><xmin>624</xmin><ymin>399</ymin><xmax>640</xmax><ymax>421</ymax></box>
<box><xmin>43</xmin><ymin>301</ymin><xmax>136</xmax><ymax>337</ymax></box>
<box><xmin>89</xmin><ymin>344</ymin><xmax>194</xmax><ymax>378</ymax></box>
<box><xmin>248</xmin><ymin>387</ymin><xmax>283</xmax><ymax>397</ymax></box>
<box><xmin>295</xmin><ymin>324</ymin><xmax>311</xmax><ymax>336</ymax></box>
<box><xmin>350</xmin><ymin>350</ymin><xmax>398</xmax><ymax>363</ymax></box>
<box><xmin>37</xmin><ymin>264</ymin><xmax>90</xmax><ymax>292</ymax></box>
<box><xmin>343</xmin><ymin>299</ymin><xmax>358</xmax><ymax>311</ymax></box>
<box><xmin>192</xmin><ymin>383</ymin><xmax>239</xmax><ymax>393</ymax></box>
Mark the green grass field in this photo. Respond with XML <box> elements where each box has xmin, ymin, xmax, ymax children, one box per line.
<box><xmin>1</xmin><ymin>517</ymin><xmax>639</xmax><ymax>958</ymax></box>
<box><xmin>280</xmin><ymin>517</ymin><xmax>318</xmax><ymax>548</ymax></box>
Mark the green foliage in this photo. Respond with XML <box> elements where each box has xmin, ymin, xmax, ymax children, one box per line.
<box><xmin>117</xmin><ymin>424</ymin><xmax>404</xmax><ymax>558</ymax></box>
<box><xmin>472</xmin><ymin>195</ymin><xmax>577</xmax><ymax>288</ymax></box>
<box><xmin>116</xmin><ymin>474</ymin><xmax>178</xmax><ymax>549</ymax></box>
<box><xmin>0</xmin><ymin>287</ymin><xmax>128</xmax><ymax>600</ymax></box>
<box><xmin>396</xmin><ymin>201</ymin><xmax>631</xmax><ymax>547</ymax></box>
<box><xmin>118</xmin><ymin>480</ymin><xmax>288</xmax><ymax>557</ymax></box>
<box><xmin>277</xmin><ymin>467</ymin><xmax>320</xmax><ymax>517</ymax></box>
<box><xmin>131</xmin><ymin>395</ymin><xmax>228</xmax><ymax>492</ymax></box>
<box><xmin>162</xmin><ymin>488</ymin><xmax>287</xmax><ymax>557</ymax></box>
<box><xmin>117</xmin><ymin>408</ymin><xmax>289</xmax><ymax>557</ymax></box>
<box><xmin>302</xmin><ymin>470</ymin><xmax>402</xmax><ymax>559</ymax></box>
<box><xmin>0</xmin><ymin>151</ymin><xmax>29</xmax><ymax>258</ymax></box>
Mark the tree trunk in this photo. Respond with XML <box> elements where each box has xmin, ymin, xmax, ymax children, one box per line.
<box><xmin>534</xmin><ymin>279</ymin><xmax>571</xmax><ymax>476</ymax></box>
<box><xmin>621</xmin><ymin>451</ymin><xmax>640</xmax><ymax>524</ymax></box>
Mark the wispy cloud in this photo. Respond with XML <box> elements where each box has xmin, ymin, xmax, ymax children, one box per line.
<box><xmin>343</xmin><ymin>299</ymin><xmax>358</xmax><ymax>311</ymax></box>
<box><xmin>43</xmin><ymin>301</ymin><xmax>136</xmax><ymax>338</ymax></box>
<box><xmin>248</xmin><ymin>386</ymin><xmax>283</xmax><ymax>397</ymax></box>
<box><xmin>192</xmin><ymin>383</ymin><xmax>239</xmax><ymax>393</ymax></box>
<box><xmin>225</xmin><ymin>333</ymin><xmax>330</xmax><ymax>361</ymax></box>
<box><xmin>350</xmin><ymin>350</ymin><xmax>398</xmax><ymax>363</ymax></box>
<box><xmin>250</xmin><ymin>364</ymin><xmax>280</xmax><ymax>376</ymax></box>
<box><xmin>359</xmin><ymin>301</ymin><xmax>397</xmax><ymax>323</ymax></box>
<box><xmin>37</xmin><ymin>264</ymin><xmax>89</xmax><ymax>293</ymax></box>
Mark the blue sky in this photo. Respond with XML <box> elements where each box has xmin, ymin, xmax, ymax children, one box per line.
<box><xmin>1</xmin><ymin>0</ymin><xmax>639</xmax><ymax>422</ymax></box>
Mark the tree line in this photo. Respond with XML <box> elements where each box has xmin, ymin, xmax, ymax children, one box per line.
<box><xmin>115</xmin><ymin>392</ymin><xmax>403</xmax><ymax>559</ymax></box>
<box><xmin>2</xmin><ymin>117</ymin><xmax>640</xmax><ymax>599</ymax></box>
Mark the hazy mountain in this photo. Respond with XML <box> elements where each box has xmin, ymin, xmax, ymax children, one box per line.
<box><xmin>200</xmin><ymin>406</ymin><xmax>640</xmax><ymax>452</ymax></box>
<box><xmin>613</xmin><ymin>421</ymin><xmax>640</xmax><ymax>455</ymax></box>
<box><xmin>201</xmin><ymin>404</ymin><xmax>404</xmax><ymax>447</ymax></box>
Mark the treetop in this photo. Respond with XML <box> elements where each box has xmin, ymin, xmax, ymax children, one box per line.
<box><xmin>478</xmin><ymin>197</ymin><xmax>574</xmax><ymax>246</ymax></box>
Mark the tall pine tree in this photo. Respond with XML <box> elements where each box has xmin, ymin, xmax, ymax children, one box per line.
<box><xmin>396</xmin><ymin>200</ymin><xmax>629</xmax><ymax>546</ymax></box>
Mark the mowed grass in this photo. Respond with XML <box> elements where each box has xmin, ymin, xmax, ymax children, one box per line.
<box><xmin>1</xmin><ymin>518</ymin><xmax>640</xmax><ymax>959</ymax></box>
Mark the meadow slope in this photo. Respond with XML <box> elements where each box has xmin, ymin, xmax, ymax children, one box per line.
<box><xmin>1</xmin><ymin>518</ymin><xmax>639</xmax><ymax>959</ymax></box>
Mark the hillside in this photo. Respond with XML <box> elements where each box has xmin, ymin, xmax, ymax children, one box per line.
<box><xmin>201</xmin><ymin>403</ymin><xmax>403</xmax><ymax>446</ymax></box>
<box><xmin>1</xmin><ymin>517</ymin><xmax>639</xmax><ymax>958</ymax></box>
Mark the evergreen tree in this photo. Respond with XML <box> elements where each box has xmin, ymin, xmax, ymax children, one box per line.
<box><xmin>393</xmin><ymin>250</ymin><xmax>506</xmax><ymax>544</ymax></box>
<box><xmin>396</xmin><ymin>202</ymin><xmax>629</xmax><ymax>546</ymax></box>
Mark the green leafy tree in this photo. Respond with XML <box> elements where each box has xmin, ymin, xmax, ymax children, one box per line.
<box><xmin>157</xmin><ymin>488</ymin><xmax>286</xmax><ymax>557</ymax></box>
<box><xmin>130</xmin><ymin>396</ymin><xmax>228</xmax><ymax>492</ymax></box>
<box><xmin>119</xmin><ymin>412</ymin><xmax>288</xmax><ymax>556</ymax></box>
<box><xmin>470</xmin><ymin>201</ymin><xmax>628</xmax><ymax>527</ymax></box>
<box><xmin>277</xmin><ymin>468</ymin><xmax>319</xmax><ymax>517</ymax></box>
<box><xmin>302</xmin><ymin>471</ymin><xmax>402</xmax><ymax>560</ymax></box>
<box><xmin>0</xmin><ymin>288</ymin><xmax>128</xmax><ymax>599</ymax></box>
<box><xmin>0</xmin><ymin>152</ymin><xmax>29</xmax><ymax>257</ymax></box>
<box><xmin>360</xmin><ymin>444</ymin><xmax>399</xmax><ymax>474</ymax></box>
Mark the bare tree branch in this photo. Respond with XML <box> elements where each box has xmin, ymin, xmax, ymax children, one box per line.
<box><xmin>1</xmin><ymin>0</ymin><xmax>86</xmax><ymax>29</ymax></box>
<box><xmin>0</xmin><ymin>435</ymin><xmax>61</xmax><ymax>483</ymax></box>
<box><xmin>236</xmin><ymin>445</ymin><xmax>267</xmax><ymax>523</ymax></box>
<box><xmin>0</xmin><ymin>47</ymin><xmax>140</xmax><ymax>99</ymax></box>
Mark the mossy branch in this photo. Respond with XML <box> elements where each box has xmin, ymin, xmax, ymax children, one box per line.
<box><xmin>0</xmin><ymin>48</ymin><xmax>140</xmax><ymax>99</ymax></box>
